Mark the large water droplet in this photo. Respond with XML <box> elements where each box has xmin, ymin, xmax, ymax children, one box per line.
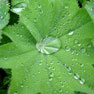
<box><xmin>36</xmin><ymin>36</ymin><xmax>61</xmax><ymax>54</ymax></box>
<box><xmin>11</xmin><ymin>3</ymin><xmax>27</xmax><ymax>14</ymax></box>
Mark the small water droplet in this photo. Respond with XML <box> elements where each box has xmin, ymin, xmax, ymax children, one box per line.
<box><xmin>74</xmin><ymin>40</ymin><xmax>78</xmax><ymax>44</ymax></box>
<box><xmin>68</xmin><ymin>31</ymin><xmax>74</xmax><ymax>36</ymax></box>
<box><xmin>49</xmin><ymin>77</ymin><xmax>53</xmax><ymax>81</ymax></box>
<box><xmin>40</xmin><ymin>10</ymin><xmax>43</xmax><ymax>14</ymax></box>
<box><xmin>61</xmin><ymin>84</ymin><xmax>64</xmax><ymax>88</ymax></box>
<box><xmin>34</xmin><ymin>18</ymin><xmax>37</xmax><ymax>23</ymax></box>
<box><xmin>74</xmin><ymin>73</ymin><xmax>80</xmax><ymax>79</ymax></box>
<box><xmin>80</xmin><ymin>64</ymin><xmax>84</xmax><ymax>67</ymax></box>
<box><xmin>67</xmin><ymin>66</ymin><xmax>71</xmax><ymax>71</ymax></box>
<box><xmin>79</xmin><ymin>78</ymin><xmax>85</xmax><ymax>84</ymax></box>
<box><xmin>20</xmin><ymin>84</ymin><xmax>24</xmax><ymax>88</ymax></box>
<box><xmin>78</xmin><ymin>43</ymin><xmax>81</xmax><ymax>47</ymax></box>
<box><xmin>59</xmin><ymin>89</ymin><xmax>63</xmax><ymax>93</ymax></box>
<box><xmin>39</xmin><ymin>63</ymin><xmax>42</xmax><ymax>66</ymax></box>
<box><xmin>65</xmin><ymin>5</ymin><xmax>69</xmax><ymax>9</ymax></box>
<box><xmin>38</xmin><ymin>4</ymin><xmax>42</xmax><ymax>8</ymax></box>
<box><xmin>50</xmin><ymin>73</ymin><xmax>54</xmax><ymax>77</ymax></box>
<box><xmin>0</xmin><ymin>16</ymin><xmax>3</xmax><ymax>19</ymax></box>
<box><xmin>65</xmin><ymin>46</ymin><xmax>71</xmax><ymax>52</ymax></box>
<box><xmin>81</xmin><ymin>48</ymin><xmax>86</xmax><ymax>53</ymax></box>
<box><xmin>14</xmin><ymin>91</ymin><xmax>18</xmax><ymax>94</ymax></box>
<box><xmin>4</xmin><ymin>57</ymin><xmax>8</xmax><ymax>60</ymax></box>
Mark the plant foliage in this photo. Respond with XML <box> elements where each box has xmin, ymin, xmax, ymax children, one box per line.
<box><xmin>0</xmin><ymin>0</ymin><xmax>94</xmax><ymax>94</ymax></box>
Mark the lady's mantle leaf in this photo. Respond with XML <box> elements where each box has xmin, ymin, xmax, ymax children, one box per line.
<box><xmin>0</xmin><ymin>0</ymin><xmax>94</xmax><ymax>94</ymax></box>
<box><xmin>0</xmin><ymin>0</ymin><xmax>10</xmax><ymax>29</ymax></box>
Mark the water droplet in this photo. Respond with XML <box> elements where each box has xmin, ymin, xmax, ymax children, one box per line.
<box><xmin>80</xmin><ymin>64</ymin><xmax>84</xmax><ymax>67</ymax></box>
<box><xmin>74</xmin><ymin>73</ymin><xmax>80</xmax><ymax>79</ymax></box>
<box><xmin>79</xmin><ymin>78</ymin><xmax>85</xmax><ymax>84</ymax></box>
<box><xmin>39</xmin><ymin>63</ymin><xmax>42</xmax><ymax>66</ymax></box>
<box><xmin>67</xmin><ymin>66</ymin><xmax>71</xmax><ymax>71</ymax></box>
<box><xmin>50</xmin><ymin>61</ymin><xmax>54</xmax><ymax>65</ymax></box>
<box><xmin>59</xmin><ymin>89</ymin><xmax>63</xmax><ymax>93</ymax></box>
<box><xmin>49</xmin><ymin>77</ymin><xmax>53</xmax><ymax>81</ymax></box>
<box><xmin>50</xmin><ymin>73</ymin><xmax>54</xmax><ymax>77</ymax></box>
<box><xmin>65</xmin><ymin>5</ymin><xmax>69</xmax><ymax>9</ymax></box>
<box><xmin>65</xmin><ymin>46</ymin><xmax>71</xmax><ymax>52</ymax></box>
<box><xmin>4</xmin><ymin>57</ymin><xmax>8</xmax><ymax>60</ymax></box>
<box><xmin>81</xmin><ymin>48</ymin><xmax>86</xmax><ymax>53</ymax></box>
<box><xmin>14</xmin><ymin>91</ymin><xmax>18</xmax><ymax>94</ymax></box>
<box><xmin>40</xmin><ymin>10</ymin><xmax>43</xmax><ymax>14</ymax></box>
<box><xmin>74</xmin><ymin>40</ymin><xmax>78</xmax><ymax>44</ymax></box>
<box><xmin>11</xmin><ymin>3</ymin><xmax>27</xmax><ymax>14</ymax></box>
<box><xmin>68</xmin><ymin>31</ymin><xmax>74</xmax><ymax>36</ymax></box>
<box><xmin>61</xmin><ymin>84</ymin><xmax>64</xmax><ymax>88</ymax></box>
<box><xmin>88</xmin><ymin>44</ymin><xmax>92</xmax><ymax>48</ymax></box>
<box><xmin>0</xmin><ymin>16</ymin><xmax>3</xmax><ymax>19</ymax></box>
<box><xmin>38</xmin><ymin>4</ymin><xmax>42</xmax><ymax>8</ymax></box>
<box><xmin>36</xmin><ymin>36</ymin><xmax>61</xmax><ymax>55</ymax></box>
<box><xmin>78</xmin><ymin>43</ymin><xmax>81</xmax><ymax>47</ymax></box>
<box><xmin>20</xmin><ymin>84</ymin><xmax>24</xmax><ymax>88</ymax></box>
<box><xmin>34</xmin><ymin>18</ymin><xmax>37</xmax><ymax>23</ymax></box>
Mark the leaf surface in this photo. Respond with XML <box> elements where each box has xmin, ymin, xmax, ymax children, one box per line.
<box><xmin>0</xmin><ymin>0</ymin><xmax>94</xmax><ymax>94</ymax></box>
<box><xmin>0</xmin><ymin>0</ymin><xmax>10</xmax><ymax>29</ymax></box>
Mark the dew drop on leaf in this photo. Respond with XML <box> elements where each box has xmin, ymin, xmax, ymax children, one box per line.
<box><xmin>68</xmin><ymin>31</ymin><xmax>74</xmax><ymax>36</ymax></box>
<box><xmin>20</xmin><ymin>84</ymin><xmax>24</xmax><ymax>88</ymax></box>
<box><xmin>65</xmin><ymin>46</ymin><xmax>71</xmax><ymax>52</ymax></box>
<box><xmin>49</xmin><ymin>76</ymin><xmax>53</xmax><ymax>82</ymax></box>
<box><xmin>3</xmin><ymin>57</ymin><xmax>8</xmax><ymax>60</ymax></box>
<box><xmin>79</xmin><ymin>78</ymin><xmax>85</xmax><ymax>84</ymax></box>
<box><xmin>59</xmin><ymin>89</ymin><xmax>63</xmax><ymax>93</ymax></box>
<box><xmin>38</xmin><ymin>4</ymin><xmax>42</xmax><ymax>8</ymax></box>
<box><xmin>74</xmin><ymin>73</ymin><xmax>80</xmax><ymax>80</ymax></box>
<box><xmin>11</xmin><ymin>3</ymin><xmax>27</xmax><ymax>14</ymax></box>
<box><xmin>36</xmin><ymin>36</ymin><xmax>61</xmax><ymax>54</ymax></box>
<box><xmin>50</xmin><ymin>73</ymin><xmax>54</xmax><ymax>77</ymax></box>
<box><xmin>40</xmin><ymin>10</ymin><xmax>43</xmax><ymax>14</ymax></box>
<box><xmin>14</xmin><ymin>91</ymin><xmax>18</xmax><ymax>94</ymax></box>
<box><xmin>80</xmin><ymin>64</ymin><xmax>84</xmax><ymax>67</ymax></box>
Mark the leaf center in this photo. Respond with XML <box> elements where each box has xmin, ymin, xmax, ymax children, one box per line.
<box><xmin>36</xmin><ymin>36</ymin><xmax>61</xmax><ymax>55</ymax></box>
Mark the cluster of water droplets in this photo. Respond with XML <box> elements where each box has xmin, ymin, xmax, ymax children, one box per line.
<box><xmin>38</xmin><ymin>4</ymin><xmax>43</xmax><ymax>14</ymax></box>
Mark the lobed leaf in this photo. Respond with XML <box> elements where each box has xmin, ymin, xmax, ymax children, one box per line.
<box><xmin>0</xmin><ymin>0</ymin><xmax>10</xmax><ymax>29</ymax></box>
<box><xmin>0</xmin><ymin>0</ymin><xmax>94</xmax><ymax>94</ymax></box>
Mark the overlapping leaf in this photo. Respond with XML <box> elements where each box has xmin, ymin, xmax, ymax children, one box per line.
<box><xmin>0</xmin><ymin>0</ymin><xmax>94</xmax><ymax>94</ymax></box>
<box><xmin>0</xmin><ymin>0</ymin><xmax>10</xmax><ymax>29</ymax></box>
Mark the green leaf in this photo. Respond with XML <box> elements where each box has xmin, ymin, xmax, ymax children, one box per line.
<box><xmin>85</xmin><ymin>0</ymin><xmax>94</xmax><ymax>22</ymax></box>
<box><xmin>0</xmin><ymin>0</ymin><xmax>10</xmax><ymax>29</ymax></box>
<box><xmin>0</xmin><ymin>0</ymin><xmax>94</xmax><ymax>94</ymax></box>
